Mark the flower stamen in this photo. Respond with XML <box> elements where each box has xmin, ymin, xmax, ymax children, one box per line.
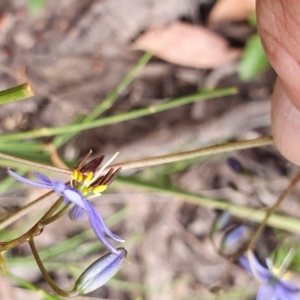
<box><xmin>89</xmin><ymin>152</ymin><xmax>119</xmax><ymax>187</ymax></box>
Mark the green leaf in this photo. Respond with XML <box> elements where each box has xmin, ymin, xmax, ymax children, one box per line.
<box><xmin>238</xmin><ymin>34</ymin><xmax>270</xmax><ymax>82</ymax></box>
<box><xmin>28</xmin><ymin>0</ymin><xmax>47</xmax><ymax>14</ymax></box>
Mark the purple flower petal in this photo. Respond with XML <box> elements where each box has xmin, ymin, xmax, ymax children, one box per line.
<box><xmin>87</xmin><ymin>202</ymin><xmax>124</xmax><ymax>243</ymax></box>
<box><xmin>69</xmin><ymin>205</ymin><xmax>84</xmax><ymax>220</ymax></box>
<box><xmin>88</xmin><ymin>216</ymin><xmax>118</xmax><ymax>254</ymax></box>
<box><xmin>275</xmin><ymin>282</ymin><xmax>299</xmax><ymax>300</ymax></box>
<box><xmin>97</xmin><ymin>213</ymin><xmax>125</xmax><ymax>243</ymax></box>
<box><xmin>62</xmin><ymin>187</ymin><xmax>89</xmax><ymax>210</ymax></box>
<box><xmin>257</xmin><ymin>284</ymin><xmax>277</xmax><ymax>300</ymax></box>
<box><xmin>33</xmin><ymin>172</ymin><xmax>52</xmax><ymax>185</ymax></box>
<box><xmin>8</xmin><ymin>169</ymin><xmax>52</xmax><ymax>189</ymax></box>
<box><xmin>51</xmin><ymin>180</ymin><xmax>67</xmax><ymax>194</ymax></box>
<box><xmin>86</xmin><ymin>202</ymin><xmax>121</xmax><ymax>254</ymax></box>
<box><xmin>279</xmin><ymin>280</ymin><xmax>300</xmax><ymax>294</ymax></box>
<box><xmin>239</xmin><ymin>254</ymin><xmax>270</xmax><ymax>282</ymax></box>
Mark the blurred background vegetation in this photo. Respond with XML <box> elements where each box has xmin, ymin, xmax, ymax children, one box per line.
<box><xmin>0</xmin><ymin>1</ymin><xmax>299</xmax><ymax>300</ymax></box>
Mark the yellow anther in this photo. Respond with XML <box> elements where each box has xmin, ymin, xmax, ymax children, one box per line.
<box><xmin>284</xmin><ymin>271</ymin><xmax>291</xmax><ymax>279</ymax></box>
<box><xmin>272</xmin><ymin>267</ymin><xmax>280</xmax><ymax>276</ymax></box>
<box><xmin>72</xmin><ymin>169</ymin><xmax>79</xmax><ymax>180</ymax></box>
<box><xmin>85</xmin><ymin>172</ymin><xmax>94</xmax><ymax>183</ymax></box>
<box><xmin>93</xmin><ymin>185</ymin><xmax>107</xmax><ymax>194</ymax></box>
<box><xmin>72</xmin><ymin>169</ymin><xmax>84</xmax><ymax>182</ymax></box>
<box><xmin>272</xmin><ymin>267</ymin><xmax>291</xmax><ymax>279</ymax></box>
<box><xmin>77</xmin><ymin>172</ymin><xmax>83</xmax><ymax>182</ymax></box>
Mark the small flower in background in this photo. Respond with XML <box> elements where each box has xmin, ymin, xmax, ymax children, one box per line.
<box><xmin>210</xmin><ymin>211</ymin><xmax>251</xmax><ymax>256</ymax></box>
<box><xmin>221</xmin><ymin>225</ymin><xmax>249</xmax><ymax>255</ymax></box>
<box><xmin>239</xmin><ymin>251</ymin><xmax>300</xmax><ymax>300</ymax></box>
<box><xmin>227</xmin><ymin>157</ymin><xmax>244</xmax><ymax>173</ymax></box>
<box><xmin>7</xmin><ymin>152</ymin><xmax>125</xmax><ymax>254</ymax></box>
<box><xmin>227</xmin><ymin>157</ymin><xmax>254</xmax><ymax>176</ymax></box>
<box><xmin>74</xmin><ymin>247</ymin><xmax>127</xmax><ymax>295</ymax></box>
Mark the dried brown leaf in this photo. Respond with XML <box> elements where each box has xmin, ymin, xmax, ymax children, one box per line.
<box><xmin>209</xmin><ymin>0</ymin><xmax>255</xmax><ymax>23</ymax></box>
<box><xmin>134</xmin><ymin>22</ymin><xmax>241</xmax><ymax>68</ymax></box>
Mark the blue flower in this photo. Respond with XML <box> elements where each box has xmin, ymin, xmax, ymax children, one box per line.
<box><xmin>8</xmin><ymin>169</ymin><xmax>124</xmax><ymax>254</ymax></box>
<box><xmin>239</xmin><ymin>253</ymin><xmax>300</xmax><ymax>300</ymax></box>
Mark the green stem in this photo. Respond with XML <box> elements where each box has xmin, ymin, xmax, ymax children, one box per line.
<box><xmin>110</xmin><ymin>136</ymin><xmax>273</xmax><ymax>171</ymax></box>
<box><xmin>0</xmin><ymin>152</ymin><xmax>71</xmax><ymax>174</ymax></box>
<box><xmin>41</xmin><ymin>202</ymin><xmax>72</xmax><ymax>226</ymax></box>
<box><xmin>28</xmin><ymin>238</ymin><xmax>78</xmax><ymax>298</ymax></box>
<box><xmin>0</xmin><ymin>221</ymin><xmax>43</xmax><ymax>252</ymax></box>
<box><xmin>0</xmin><ymin>83</ymin><xmax>34</xmax><ymax>105</ymax></box>
<box><xmin>116</xmin><ymin>176</ymin><xmax>300</xmax><ymax>233</ymax></box>
<box><xmin>0</xmin><ymin>136</ymin><xmax>272</xmax><ymax>174</ymax></box>
<box><xmin>40</xmin><ymin>198</ymin><xmax>64</xmax><ymax>222</ymax></box>
<box><xmin>0</xmin><ymin>87</ymin><xmax>236</xmax><ymax>142</ymax></box>
<box><xmin>0</xmin><ymin>191</ymin><xmax>54</xmax><ymax>230</ymax></box>
<box><xmin>0</xmin><ymin>198</ymin><xmax>65</xmax><ymax>251</ymax></box>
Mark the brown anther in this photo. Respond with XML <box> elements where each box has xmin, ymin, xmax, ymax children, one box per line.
<box><xmin>92</xmin><ymin>167</ymin><xmax>122</xmax><ymax>187</ymax></box>
<box><xmin>81</xmin><ymin>155</ymin><xmax>105</xmax><ymax>173</ymax></box>
<box><xmin>74</xmin><ymin>150</ymin><xmax>93</xmax><ymax>171</ymax></box>
<box><xmin>105</xmin><ymin>167</ymin><xmax>122</xmax><ymax>185</ymax></box>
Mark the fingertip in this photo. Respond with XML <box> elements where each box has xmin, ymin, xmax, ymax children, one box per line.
<box><xmin>272</xmin><ymin>79</ymin><xmax>300</xmax><ymax>166</ymax></box>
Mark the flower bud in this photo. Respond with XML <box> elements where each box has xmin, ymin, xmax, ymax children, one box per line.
<box><xmin>212</xmin><ymin>210</ymin><xmax>231</xmax><ymax>232</ymax></box>
<box><xmin>74</xmin><ymin>248</ymin><xmax>127</xmax><ymax>295</ymax></box>
<box><xmin>221</xmin><ymin>225</ymin><xmax>250</xmax><ymax>255</ymax></box>
<box><xmin>227</xmin><ymin>157</ymin><xmax>244</xmax><ymax>173</ymax></box>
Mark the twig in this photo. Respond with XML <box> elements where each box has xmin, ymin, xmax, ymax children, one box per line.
<box><xmin>0</xmin><ymin>136</ymin><xmax>273</xmax><ymax>174</ymax></box>
<box><xmin>247</xmin><ymin>170</ymin><xmax>300</xmax><ymax>250</ymax></box>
